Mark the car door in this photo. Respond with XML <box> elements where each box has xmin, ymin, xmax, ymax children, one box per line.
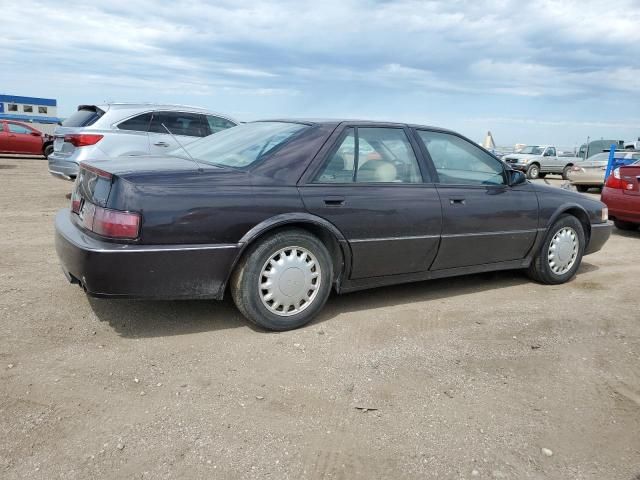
<box><xmin>299</xmin><ymin>125</ymin><xmax>442</xmax><ymax>279</ymax></box>
<box><xmin>6</xmin><ymin>122</ymin><xmax>42</xmax><ymax>154</ymax></box>
<box><xmin>543</xmin><ymin>147</ymin><xmax>559</xmax><ymax>172</ymax></box>
<box><xmin>114</xmin><ymin>112</ymin><xmax>153</xmax><ymax>155</ymax></box>
<box><xmin>148</xmin><ymin>111</ymin><xmax>208</xmax><ymax>154</ymax></box>
<box><xmin>414</xmin><ymin>129</ymin><xmax>539</xmax><ymax>270</ymax></box>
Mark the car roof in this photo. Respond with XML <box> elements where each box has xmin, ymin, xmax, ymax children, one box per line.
<box><xmin>80</xmin><ymin>103</ymin><xmax>237</xmax><ymax>123</ymax></box>
<box><xmin>252</xmin><ymin>118</ymin><xmax>458</xmax><ymax>133</ymax></box>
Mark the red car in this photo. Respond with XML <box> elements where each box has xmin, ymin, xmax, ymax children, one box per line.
<box><xmin>601</xmin><ymin>162</ymin><xmax>640</xmax><ymax>230</ymax></box>
<box><xmin>0</xmin><ymin>120</ymin><xmax>53</xmax><ymax>157</ymax></box>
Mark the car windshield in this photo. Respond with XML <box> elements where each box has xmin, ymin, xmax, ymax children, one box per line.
<box><xmin>170</xmin><ymin>121</ymin><xmax>308</xmax><ymax>168</ymax></box>
<box><xmin>518</xmin><ymin>146</ymin><xmax>544</xmax><ymax>155</ymax></box>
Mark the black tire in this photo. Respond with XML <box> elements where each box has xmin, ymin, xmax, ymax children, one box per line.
<box><xmin>538</xmin><ymin>172</ymin><xmax>547</xmax><ymax>179</ymax></box>
<box><xmin>562</xmin><ymin>165</ymin><xmax>572</xmax><ymax>180</ymax></box>
<box><xmin>526</xmin><ymin>163</ymin><xmax>540</xmax><ymax>179</ymax></box>
<box><xmin>230</xmin><ymin>229</ymin><xmax>333</xmax><ymax>331</ymax></box>
<box><xmin>575</xmin><ymin>185</ymin><xmax>590</xmax><ymax>193</ymax></box>
<box><xmin>614</xmin><ymin>219</ymin><xmax>638</xmax><ymax>231</ymax></box>
<box><xmin>526</xmin><ymin>214</ymin><xmax>585</xmax><ymax>285</ymax></box>
<box><xmin>44</xmin><ymin>144</ymin><xmax>54</xmax><ymax>158</ymax></box>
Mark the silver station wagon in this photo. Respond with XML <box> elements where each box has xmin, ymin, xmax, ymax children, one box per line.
<box><xmin>48</xmin><ymin>103</ymin><xmax>237</xmax><ymax>180</ymax></box>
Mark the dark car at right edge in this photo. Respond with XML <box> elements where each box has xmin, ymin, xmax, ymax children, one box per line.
<box><xmin>54</xmin><ymin>120</ymin><xmax>612</xmax><ymax>331</ymax></box>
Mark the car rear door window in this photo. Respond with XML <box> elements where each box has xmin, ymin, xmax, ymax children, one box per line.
<box><xmin>150</xmin><ymin>112</ymin><xmax>208</xmax><ymax>137</ymax></box>
<box><xmin>118</xmin><ymin>113</ymin><xmax>152</xmax><ymax>132</ymax></box>
<box><xmin>417</xmin><ymin>130</ymin><xmax>506</xmax><ymax>185</ymax></box>
<box><xmin>314</xmin><ymin>127</ymin><xmax>422</xmax><ymax>183</ymax></box>
<box><xmin>206</xmin><ymin>115</ymin><xmax>236</xmax><ymax>134</ymax></box>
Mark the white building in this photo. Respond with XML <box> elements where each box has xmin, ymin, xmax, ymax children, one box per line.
<box><xmin>0</xmin><ymin>94</ymin><xmax>61</xmax><ymax>134</ymax></box>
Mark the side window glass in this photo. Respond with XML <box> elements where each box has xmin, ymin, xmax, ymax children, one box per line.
<box><xmin>207</xmin><ymin>116</ymin><xmax>236</xmax><ymax>134</ymax></box>
<box><xmin>314</xmin><ymin>129</ymin><xmax>356</xmax><ymax>183</ymax></box>
<box><xmin>118</xmin><ymin>113</ymin><xmax>152</xmax><ymax>132</ymax></box>
<box><xmin>417</xmin><ymin>130</ymin><xmax>505</xmax><ymax>185</ymax></box>
<box><xmin>548</xmin><ymin>147</ymin><xmax>556</xmax><ymax>156</ymax></box>
<box><xmin>150</xmin><ymin>112</ymin><xmax>207</xmax><ymax>137</ymax></box>
<box><xmin>8</xmin><ymin>123</ymin><xmax>31</xmax><ymax>134</ymax></box>
<box><xmin>356</xmin><ymin>128</ymin><xmax>421</xmax><ymax>183</ymax></box>
<box><xmin>314</xmin><ymin>128</ymin><xmax>423</xmax><ymax>183</ymax></box>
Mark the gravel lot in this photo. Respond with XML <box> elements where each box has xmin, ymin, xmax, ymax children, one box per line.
<box><xmin>1</xmin><ymin>157</ymin><xmax>639</xmax><ymax>479</ymax></box>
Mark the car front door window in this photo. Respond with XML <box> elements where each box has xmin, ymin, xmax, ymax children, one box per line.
<box><xmin>416</xmin><ymin>130</ymin><xmax>505</xmax><ymax>186</ymax></box>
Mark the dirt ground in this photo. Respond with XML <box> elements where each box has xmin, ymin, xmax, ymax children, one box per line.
<box><xmin>1</xmin><ymin>157</ymin><xmax>639</xmax><ymax>480</ymax></box>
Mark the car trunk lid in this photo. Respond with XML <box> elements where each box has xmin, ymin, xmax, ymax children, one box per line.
<box><xmin>621</xmin><ymin>165</ymin><xmax>640</xmax><ymax>196</ymax></box>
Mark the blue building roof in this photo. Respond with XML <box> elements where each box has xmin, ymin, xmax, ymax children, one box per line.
<box><xmin>0</xmin><ymin>113</ymin><xmax>61</xmax><ymax>124</ymax></box>
<box><xmin>0</xmin><ymin>94</ymin><xmax>57</xmax><ymax>107</ymax></box>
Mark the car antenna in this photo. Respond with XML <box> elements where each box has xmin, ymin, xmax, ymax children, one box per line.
<box><xmin>161</xmin><ymin>123</ymin><xmax>203</xmax><ymax>172</ymax></box>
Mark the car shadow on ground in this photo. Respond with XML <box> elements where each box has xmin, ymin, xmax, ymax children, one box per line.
<box><xmin>89</xmin><ymin>263</ymin><xmax>599</xmax><ymax>338</ymax></box>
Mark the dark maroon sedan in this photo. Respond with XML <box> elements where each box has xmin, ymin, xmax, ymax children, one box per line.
<box><xmin>55</xmin><ymin>120</ymin><xmax>612</xmax><ymax>330</ymax></box>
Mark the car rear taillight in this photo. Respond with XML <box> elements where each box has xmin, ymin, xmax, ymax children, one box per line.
<box><xmin>64</xmin><ymin>134</ymin><xmax>103</xmax><ymax>147</ymax></box>
<box><xmin>75</xmin><ymin>202</ymin><xmax>140</xmax><ymax>240</ymax></box>
<box><xmin>605</xmin><ymin>168</ymin><xmax>632</xmax><ymax>190</ymax></box>
<box><xmin>81</xmin><ymin>163</ymin><xmax>112</xmax><ymax>179</ymax></box>
<box><xmin>92</xmin><ymin>207</ymin><xmax>140</xmax><ymax>239</ymax></box>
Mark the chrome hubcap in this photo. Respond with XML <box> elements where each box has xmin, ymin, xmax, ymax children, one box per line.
<box><xmin>548</xmin><ymin>227</ymin><xmax>578</xmax><ymax>275</ymax></box>
<box><xmin>259</xmin><ymin>246</ymin><xmax>321</xmax><ymax>316</ymax></box>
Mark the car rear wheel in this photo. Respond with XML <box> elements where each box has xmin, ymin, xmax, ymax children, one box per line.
<box><xmin>613</xmin><ymin>219</ymin><xmax>638</xmax><ymax>231</ymax></box>
<box><xmin>231</xmin><ymin>229</ymin><xmax>333</xmax><ymax>331</ymax></box>
<box><xmin>526</xmin><ymin>164</ymin><xmax>540</xmax><ymax>179</ymax></box>
<box><xmin>562</xmin><ymin>165</ymin><xmax>572</xmax><ymax>180</ymax></box>
<box><xmin>526</xmin><ymin>214</ymin><xmax>585</xmax><ymax>285</ymax></box>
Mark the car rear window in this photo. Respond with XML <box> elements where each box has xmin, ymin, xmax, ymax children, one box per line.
<box><xmin>62</xmin><ymin>107</ymin><xmax>105</xmax><ymax>127</ymax></box>
<box><xmin>172</xmin><ymin>121</ymin><xmax>308</xmax><ymax>168</ymax></box>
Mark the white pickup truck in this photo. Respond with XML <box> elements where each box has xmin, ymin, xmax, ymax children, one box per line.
<box><xmin>503</xmin><ymin>145</ymin><xmax>581</xmax><ymax>179</ymax></box>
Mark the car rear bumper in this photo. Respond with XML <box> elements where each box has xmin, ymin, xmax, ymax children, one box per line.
<box><xmin>567</xmin><ymin>170</ymin><xmax>605</xmax><ymax>185</ymax></box>
<box><xmin>48</xmin><ymin>154</ymin><xmax>79</xmax><ymax>180</ymax></box>
<box><xmin>584</xmin><ymin>221</ymin><xmax>613</xmax><ymax>255</ymax></box>
<box><xmin>55</xmin><ymin>209</ymin><xmax>241</xmax><ymax>300</ymax></box>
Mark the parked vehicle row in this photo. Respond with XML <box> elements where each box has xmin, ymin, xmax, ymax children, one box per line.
<box><xmin>54</xmin><ymin>119</ymin><xmax>612</xmax><ymax>331</ymax></box>
<box><xmin>0</xmin><ymin>120</ymin><xmax>53</xmax><ymax>157</ymax></box>
<box><xmin>48</xmin><ymin>103</ymin><xmax>237</xmax><ymax>180</ymax></box>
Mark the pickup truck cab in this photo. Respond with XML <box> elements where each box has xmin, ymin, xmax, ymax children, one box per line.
<box><xmin>503</xmin><ymin>145</ymin><xmax>580</xmax><ymax>180</ymax></box>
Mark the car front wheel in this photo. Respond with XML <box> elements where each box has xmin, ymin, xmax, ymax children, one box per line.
<box><xmin>44</xmin><ymin>144</ymin><xmax>54</xmax><ymax>158</ymax></box>
<box><xmin>526</xmin><ymin>164</ymin><xmax>540</xmax><ymax>179</ymax></box>
<box><xmin>526</xmin><ymin>214</ymin><xmax>585</xmax><ymax>285</ymax></box>
<box><xmin>231</xmin><ymin>229</ymin><xmax>333</xmax><ymax>331</ymax></box>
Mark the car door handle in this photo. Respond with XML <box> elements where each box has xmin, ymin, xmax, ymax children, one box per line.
<box><xmin>154</xmin><ymin>141</ymin><xmax>170</xmax><ymax>147</ymax></box>
<box><xmin>449</xmin><ymin>197</ymin><xmax>466</xmax><ymax>205</ymax></box>
<box><xmin>323</xmin><ymin>197</ymin><xmax>345</xmax><ymax>207</ymax></box>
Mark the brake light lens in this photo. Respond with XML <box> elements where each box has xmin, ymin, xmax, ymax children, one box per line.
<box><xmin>605</xmin><ymin>168</ymin><xmax>631</xmax><ymax>190</ymax></box>
<box><xmin>81</xmin><ymin>163</ymin><xmax>112</xmax><ymax>179</ymax></box>
<box><xmin>64</xmin><ymin>134</ymin><xmax>103</xmax><ymax>147</ymax></box>
<box><xmin>92</xmin><ymin>207</ymin><xmax>140</xmax><ymax>239</ymax></box>
<box><xmin>74</xmin><ymin>202</ymin><xmax>140</xmax><ymax>239</ymax></box>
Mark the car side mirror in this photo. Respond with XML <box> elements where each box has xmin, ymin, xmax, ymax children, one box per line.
<box><xmin>508</xmin><ymin>169</ymin><xmax>527</xmax><ymax>186</ymax></box>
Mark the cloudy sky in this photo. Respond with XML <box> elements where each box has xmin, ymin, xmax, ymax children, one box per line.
<box><xmin>2</xmin><ymin>0</ymin><xmax>639</xmax><ymax>147</ymax></box>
